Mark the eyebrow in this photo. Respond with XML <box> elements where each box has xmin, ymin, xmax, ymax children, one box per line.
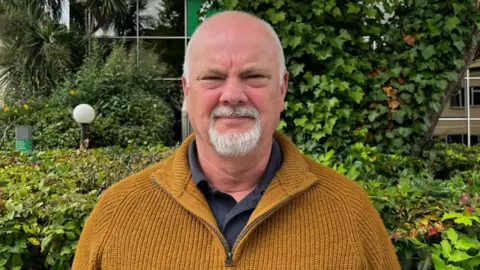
<box><xmin>195</xmin><ymin>66</ymin><xmax>273</xmax><ymax>80</ymax></box>
<box><xmin>240</xmin><ymin>67</ymin><xmax>272</xmax><ymax>78</ymax></box>
<box><xmin>196</xmin><ymin>68</ymin><xmax>227</xmax><ymax>80</ymax></box>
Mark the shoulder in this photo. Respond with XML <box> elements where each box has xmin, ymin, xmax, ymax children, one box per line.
<box><xmin>92</xmin><ymin>156</ymin><xmax>171</xmax><ymax>221</ymax></box>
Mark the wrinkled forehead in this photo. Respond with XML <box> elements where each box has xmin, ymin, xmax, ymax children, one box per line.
<box><xmin>190</xmin><ymin>33</ymin><xmax>279</xmax><ymax>72</ymax></box>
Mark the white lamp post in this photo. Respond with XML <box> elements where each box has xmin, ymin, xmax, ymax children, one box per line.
<box><xmin>73</xmin><ymin>104</ymin><xmax>96</xmax><ymax>147</ymax></box>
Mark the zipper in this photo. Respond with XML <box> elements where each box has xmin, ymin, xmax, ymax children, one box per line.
<box><xmin>152</xmin><ymin>176</ymin><xmax>318</xmax><ymax>267</ymax></box>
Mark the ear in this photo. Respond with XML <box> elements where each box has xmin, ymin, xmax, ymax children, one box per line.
<box><xmin>182</xmin><ymin>75</ymin><xmax>189</xmax><ymax>97</ymax></box>
<box><xmin>279</xmin><ymin>70</ymin><xmax>289</xmax><ymax>112</ymax></box>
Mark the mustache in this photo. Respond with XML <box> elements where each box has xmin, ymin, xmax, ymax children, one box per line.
<box><xmin>211</xmin><ymin>106</ymin><xmax>260</xmax><ymax>119</ymax></box>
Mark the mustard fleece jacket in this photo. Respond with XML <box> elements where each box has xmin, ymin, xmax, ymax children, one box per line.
<box><xmin>72</xmin><ymin>131</ymin><xmax>401</xmax><ymax>269</ymax></box>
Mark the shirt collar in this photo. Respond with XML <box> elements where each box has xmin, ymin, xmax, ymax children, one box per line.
<box><xmin>187</xmin><ymin>139</ymin><xmax>283</xmax><ymax>194</ymax></box>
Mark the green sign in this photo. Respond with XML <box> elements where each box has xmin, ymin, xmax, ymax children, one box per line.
<box><xmin>16</xmin><ymin>139</ymin><xmax>32</xmax><ymax>152</ymax></box>
<box><xmin>187</xmin><ymin>0</ymin><xmax>222</xmax><ymax>37</ymax></box>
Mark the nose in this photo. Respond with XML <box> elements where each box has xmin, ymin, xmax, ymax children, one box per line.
<box><xmin>219</xmin><ymin>77</ymin><xmax>248</xmax><ymax>106</ymax></box>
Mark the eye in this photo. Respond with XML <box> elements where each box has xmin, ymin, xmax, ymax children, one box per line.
<box><xmin>245</xmin><ymin>74</ymin><xmax>266</xmax><ymax>79</ymax></box>
<box><xmin>202</xmin><ymin>76</ymin><xmax>224</xmax><ymax>80</ymax></box>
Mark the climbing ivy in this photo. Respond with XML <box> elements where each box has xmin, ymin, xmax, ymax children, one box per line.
<box><xmin>203</xmin><ymin>0</ymin><xmax>480</xmax><ymax>155</ymax></box>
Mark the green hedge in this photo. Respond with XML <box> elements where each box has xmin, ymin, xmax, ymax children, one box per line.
<box><xmin>0</xmin><ymin>143</ymin><xmax>479</xmax><ymax>269</ymax></box>
<box><xmin>0</xmin><ymin>146</ymin><xmax>174</xmax><ymax>270</ymax></box>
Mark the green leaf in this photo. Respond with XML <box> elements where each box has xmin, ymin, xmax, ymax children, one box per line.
<box><xmin>368</xmin><ymin>110</ymin><xmax>380</xmax><ymax>122</ymax></box>
<box><xmin>392</xmin><ymin>109</ymin><xmax>406</xmax><ymax>124</ymax></box>
<box><xmin>444</xmin><ymin>71</ymin><xmax>458</xmax><ymax>81</ymax></box>
<box><xmin>348</xmin><ymin>88</ymin><xmax>364</xmax><ymax>104</ymax></box>
<box><xmin>304</xmin><ymin>72</ymin><xmax>320</xmax><ymax>87</ymax></box>
<box><xmin>446</xmin><ymin>17</ymin><xmax>461</xmax><ymax>32</ymax></box>
<box><xmin>0</xmin><ymin>259</ymin><xmax>6</xmax><ymax>266</ymax></box>
<box><xmin>453</xmin><ymin>59</ymin><xmax>464</xmax><ymax>69</ymax></box>
<box><xmin>469</xmin><ymin>256</ymin><xmax>480</xmax><ymax>266</ymax></box>
<box><xmin>432</xmin><ymin>254</ymin><xmax>445</xmax><ymax>270</ymax></box>
<box><xmin>273</xmin><ymin>0</ymin><xmax>284</xmax><ymax>9</ymax></box>
<box><xmin>290</xmin><ymin>62</ymin><xmax>304</xmax><ymax>77</ymax></box>
<box><xmin>314</xmin><ymin>33</ymin><xmax>326</xmax><ymax>44</ymax></box>
<box><xmin>454</xmin><ymin>216</ymin><xmax>479</xmax><ymax>226</ymax></box>
<box><xmin>294</xmin><ymin>116</ymin><xmax>308</xmax><ymax>127</ymax></box>
<box><xmin>445</xmin><ymin>228</ymin><xmax>458</xmax><ymax>243</ymax></box>
<box><xmin>397</xmin><ymin>127</ymin><xmax>413</xmax><ymax>138</ymax></box>
<box><xmin>28</xmin><ymin>237</ymin><xmax>40</xmax><ymax>246</ymax></box>
<box><xmin>266</xmin><ymin>9</ymin><xmax>286</xmax><ymax>24</ymax></box>
<box><xmin>455</xmin><ymin>236</ymin><xmax>480</xmax><ymax>251</ymax></box>
<box><xmin>60</xmin><ymin>246</ymin><xmax>71</xmax><ymax>256</ymax></box>
<box><xmin>312</xmin><ymin>131</ymin><xmax>326</xmax><ymax>140</ymax></box>
<box><xmin>46</xmin><ymin>254</ymin><xmax>55</xmax><ymax>266</ymax></box>
<box><xmin>351</xmin><ymin>72</ymin><xmax>365</xmax><ymax>83</ymax></box>
<box><xmin>421</xmin><ymin>45</ymin><xmax>436</xmax><ymax>60</ymax></box>
<box><xmin>289</xmin><ymin>36</ymin><xmax>302</xmax><ymax>49</ymax></box>
<box><xmin>332</xmin><ymin>7</ymin><xmax>341</xmax><ymax>17</ymax></box>
<box><xmin>444</xmin><ymin>266</ymin><xmax>464</xmax><ymax>270</ymax></box>
<box><xmin>429</xmin><ymin>102</ymin><xmax>440</xmax><ymax>112</ymax></box>
<box><xmin>224</xmin><ymin>0</ymin><xmax>239</xmax><ymax>9</ymax></box>
<box><xmin>390</xmin><ymin>67</ymin><xmax>402</xmax><ymax>77</ymax></box>
<box><xmin>448</xmin><ymin>250</ymin><xmax>472</xmax><ymax>262</ymax></box>
<box><xmin>66</xmin><ymin>231</ymin><xmax>77</xmax><ymax>240</ymax></box>
<box><xmin>316</xmin><ymin>48</ymin><xmax>332</xmax><ymax>60</ymax></box>
<box><xmin>441</xmin><ymin>240</ymin><xmax>452</xmax><ymax>258</ymax></box>
<box><xmin>340</xmin><ymin>29</ymin><xmax>352</xmax><ymax>41</ymax></box>
<box><xmin>453</xmin><ymin>40</ymin><xmax>465</xmax><ymax>52</ymax></box>
<box><xmin>41</xmin><ymin>235</ymin><xmax>53</xmax><ymax>252</ymax></box>
<box><xmin>277</xmin><ymin>120</ymin><xmax>287</xmax><ymax>130</ymax></box>
<box><xmin>347</xmin><ymin>3</ymin><xmax>361</xmax><ymax>14</ymax></box>
<box><xmin>64</xmin><ymin>221</ymin><xmax>77</xmax><ymax>230</ymax></box>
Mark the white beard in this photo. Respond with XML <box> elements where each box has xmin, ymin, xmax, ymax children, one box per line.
<box><xmin>209</xmin><ymin>106</ymin><xmax>262</xmax><ymax>157</ymax></box>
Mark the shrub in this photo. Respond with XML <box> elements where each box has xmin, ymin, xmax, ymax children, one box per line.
<box><xmin>317</xmin><ymin>143</ymin><xmax>480</xmax><ymax>269</ymax></box>
<box><xmin>0</xmin><ymin>145</ymin><xmax>173</xmax><ymax>270</ymax></box>
<box><xmin>0</xmin><ymin>42</ymin><xmax>177</xmax><ymax>150</ymax></box>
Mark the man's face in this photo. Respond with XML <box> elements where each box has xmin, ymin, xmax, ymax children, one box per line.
<box><xmin>183</xmin><ymin>22</ymin><xmax>288</xmax><ymax>157</ymax></box>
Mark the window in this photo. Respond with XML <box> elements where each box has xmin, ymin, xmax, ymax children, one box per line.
<box><xmin>450</xmin><ymin>88</ymin><xmax>465</xmax><ymax>107</ymax></box>
<box><xmin>450</xmin><ymin>87</ymin><xmax>480</xmax><ymax>107</ymax></box>
<box><xmin>140</xmin><ymin>0</ymin><xmax>185</xmax><ymax>37</ymax></box>
<box><xmin>446</xmin><ymin>134</ymin><xmax>480</xmax><ymax>145</ymax></box>
<box><xmin>472</xmin><ymin>87</ymin><xmax>480</xmax><ymax>106</ymax></box>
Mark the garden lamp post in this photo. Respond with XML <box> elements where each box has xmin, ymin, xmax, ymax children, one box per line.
<box><xmin>73</xmin><ymin>104</ymin><xmax>96</xmax><ymax>147</ymax></box>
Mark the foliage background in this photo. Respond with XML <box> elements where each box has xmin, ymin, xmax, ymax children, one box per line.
<box><xmin>204</xmin><ymin>0</ymin><xmax>480</xmax><ymax>155</ymax></box>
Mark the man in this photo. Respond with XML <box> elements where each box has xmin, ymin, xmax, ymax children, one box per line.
<box><xmin>73</xmin><ymin>11</ymin><xmax>400</xmax><ymax>269</ymax></box>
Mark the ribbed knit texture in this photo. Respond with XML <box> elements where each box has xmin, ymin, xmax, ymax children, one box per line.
<box><xmin>72</xmin><ymin>131</ymin><xmax>401</xmax><ymax>269</ymax></box>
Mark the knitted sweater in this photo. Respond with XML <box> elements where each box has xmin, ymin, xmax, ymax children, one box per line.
<box><xmin>72</xmin><ymin>132</ymin><xmax>400</xmax><ymax>269</ymax></box>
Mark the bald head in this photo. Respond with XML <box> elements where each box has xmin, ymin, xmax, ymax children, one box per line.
<box><xmin>183</xmin><ymin>11</ymin><xmax>286</xmax><ymax>87</ymax></box>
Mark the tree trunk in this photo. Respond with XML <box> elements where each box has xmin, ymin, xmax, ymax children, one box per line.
<box><xmin>424</xmin><ymin>28</ymin><xmax>480</xmax><ymax>142</ymax></box>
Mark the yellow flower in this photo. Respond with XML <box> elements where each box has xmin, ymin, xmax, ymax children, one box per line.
<box><xmin>3</xmin><ymin>106</ymin><xmax>9</xmax><ymax>112</ymax></box>
<box><xmin>23</xmin><ymin>104</ymin><xmax>29</xmax><ymax>109</ymax></box>
<box><xmin>69</xmin><ymin>90</ymin><xmax>76</xmax><ymax>96</ymax></box>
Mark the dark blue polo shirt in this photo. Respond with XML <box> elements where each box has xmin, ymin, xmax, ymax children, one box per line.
<box><xmin>188</xmin><ymin>139</ymin><xmax>283</xmax><ymax>248</ymax></box>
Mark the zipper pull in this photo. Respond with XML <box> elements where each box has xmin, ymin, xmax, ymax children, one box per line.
<box><xmin>225</xmin><ymin>252</ymin><xmax>233</xmax><ymax>267</ymax></box>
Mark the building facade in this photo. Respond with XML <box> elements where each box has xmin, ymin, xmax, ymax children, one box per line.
<box><xmin>435</xmin><ymin>61</ymin><xmax>480</xmax><ymax>145</ymax></box>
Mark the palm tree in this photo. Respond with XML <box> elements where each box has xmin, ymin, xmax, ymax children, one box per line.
<box><xmin>0</xmin><ymin>0</ymin><xmax>84</xmax><ymax>102</ymax></box>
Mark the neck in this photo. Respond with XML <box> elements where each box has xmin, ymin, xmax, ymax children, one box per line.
<box><xmin>195</xmin><ymin>135</ymin><xmax>273</xmax><ymax>200</ymax></box>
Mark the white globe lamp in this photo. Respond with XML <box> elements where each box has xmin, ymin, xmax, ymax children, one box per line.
<box><xmin>73</xmin><ymin>104</ymin><xmax>96</xmax><ymax>147</ymax></box>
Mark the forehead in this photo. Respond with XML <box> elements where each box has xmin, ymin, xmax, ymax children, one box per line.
<box><xmin>190</xmin><ymin>33</ymin><xmax>278</xmax><ymax>72</ymax></box>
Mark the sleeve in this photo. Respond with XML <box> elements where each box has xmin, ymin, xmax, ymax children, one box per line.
<box><xmin>353</xmin><ymin>187</ymin><xmax>401</xmax><ymax>270</ymax></box>
<box><xmin>72</xmin><ymin>192</ymin><xmax>115</xmax><ymax>270</ymax></box>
